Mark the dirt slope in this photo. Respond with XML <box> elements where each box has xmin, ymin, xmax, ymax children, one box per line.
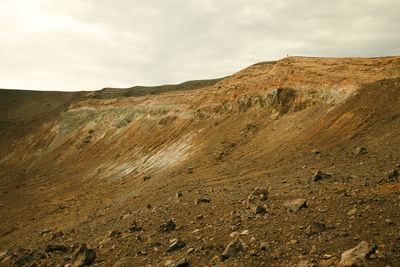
<box><xmin>1</xmin><ymin>56</ymin><xmax>400</xmax><ymax>266</ymax></box>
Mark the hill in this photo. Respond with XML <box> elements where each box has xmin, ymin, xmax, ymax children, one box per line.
<box><xmin>1</xmin><ymin>56</ymin><xmax>400</xmax><ymax>266</ymax></box>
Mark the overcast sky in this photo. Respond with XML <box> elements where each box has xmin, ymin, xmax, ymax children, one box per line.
<box><xmin>1</xmin><ymin>0</ymin><xmax>399</xmax><ymax>91</ymax></box>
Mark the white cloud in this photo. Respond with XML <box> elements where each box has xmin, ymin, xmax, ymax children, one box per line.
<box><xmin>0</xmin><ymin>0</ymin><xmax>399</xmax><ymax>91</ymax></box>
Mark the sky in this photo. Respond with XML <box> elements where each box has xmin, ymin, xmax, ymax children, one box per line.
<box><xmin>0</xmin><ymin>0</ymin><xmax>399</xmax><ymax>91</ymax></box>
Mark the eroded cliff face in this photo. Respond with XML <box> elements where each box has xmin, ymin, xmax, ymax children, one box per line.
<box><xmin>1</xmin><ymin>56</ymin><xmax>400</xmax><ymax>266</ymax></box>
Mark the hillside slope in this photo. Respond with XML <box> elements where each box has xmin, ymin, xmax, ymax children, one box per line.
<box><xmin>1</xmin><ymin>56</ymin><xmax>400</xmax><ymax>266</ymax></box>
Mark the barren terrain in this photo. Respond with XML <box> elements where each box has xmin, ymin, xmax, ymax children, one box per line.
<box><xmin>1</xmin><ymin>56</ymin><xmax>400</xmax><ymax>266</ymax></box>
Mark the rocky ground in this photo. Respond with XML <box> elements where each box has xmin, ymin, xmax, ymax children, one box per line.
<box><xmin>1</xmin><ymin>56</ymin><xmax>400</xmax><ymax>266</ymax></box>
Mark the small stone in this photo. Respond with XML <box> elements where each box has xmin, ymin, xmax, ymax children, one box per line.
<box><xmin>260</xmin><ymin>242</ymin><xmax>268</xmax><ymax>251</ymax></box>
<box><xmin>221</xmin><ymin>240</ymin><xmax>244</xmax><ymax>260</ymax></box>
<box><xmin>322</xmin><ymin>254</ymin><xmax>334</xmax><ymax>259</ymax></box>
<box><xmin>45</xmin><ymin>244</ymin><xmax>68</xmax><ymax>253</ymax></box>
<box><xmin>50</xmin><ymin>231</ymin><xmax>64</xmax><ymax>240</ymax></box>
<box><xmin>210</xmin><ymin>255</ymin><xmax>221</xmax><ymax>264</ymax></box>
<box><xmin>39</xmin><ymin>229</ymin><xmax>51</xmax><ymax>236</ymax></box>
<box><xmin>375</xmin><ymin>250</ymin><xmax>385</xmax><ymax>259</ymax></box>
<box><xmin>196</xmin><ymin>198</ymin><xmax>211</xmax><ymax>204</ymax></box>
<box><xmin>176</xmin><ymin>192</ymin><xmax>183</xmax><ymax>198</ymax></box>
<box><xmin>356</xmin><ymin>147</ymin><xmax>367</xmax><ymax>155</ymax></box>
<box><xmin>109</xmin><ymin>230</ymin><xmax>121</xmax><ymax>239</ymax></box>
<box><xmin>385</xmin><ymin>219</ymin><xmax>395</xmax><ymax>225</ymax></box>
<box><xmin>165</xmin><ymin>259</ymin><xmax>175</xmax><ymax>267</ymax></box>
<box><xmin>284</xmin><ymin>199</ymin><xmax>307</xmax><ymax>212</ymax></box>
<box><xmin>129</xmin><ymin>221</ymin><xmax>142</xmax><ymax>232</ymax></box>
<box><xmin>187</xmin><ymin>248</ymin><xmax>195</xmax><ymax>255</ymax></box>
<box><xmin>289</xmin><ymin>239</ymin><xmax>298</xmax><ymax>245</ymax></box>
<box><xmin>175</xmin><ymin>256</ymin><xmax>189</xmax><ymax>267</ymax></box>
<box><xmin>320</xmin><ymin>257</ymin><xmax>337</xmax><ymax>266</ymax></box>
<box><xmin>312</xmin><ymin>171</ymin><xmax>332</xmax><ymax>182</ymax></box>
<box><xmin>71</xmin><ymin>244</ymin><xmax>96</xmax><ymax>267</ymax></box>
<box><xmin>230</xmin><ymin>232</ymin><xmax>240</xmax><ymax>238</ymax></box>
<box><xmin>0</xmin><ymin>250</ymin><xmax>9</xmax><ymax>259</ymax></box>
<box><xmin>143</xmin><ymin>176</ymin><xmax>151</xmax><ymax>181</ymax></box>
<box><xmin>388</xmin><ymin>169</ymin><xmax>398</xmax><ymax>180</ymax></box>
<box><xmin>253</xmin><ymin>205</ymin><xmax>267</xmax><ymax>215</ymax></box>
<box><xmin>149</xmin><ymin>241</ymin><xmax>162</xmax><ymax>248</ymax></box>
<box><xmin>297</xmin><ymin>260</ymin><xmax>317</xmax><ymax>267</ymax></box>
<box><xmin>340</xmin><ymin>241</ymin><xmax>375</xmax><ymax>266</ymax></box>
<box><xmin>192</xmin><ymin>229</ymin><xmax>200</xmax><ymax>234</ymax></box>
<box><xmin>240</xmin><ymin>230</ymin><xmax>249</xmax><ymax>236</ymax></box>
<box><xmin>161</xmin><ymin>220</ymin><xmax>176</xmax><ymax>232</ymax></box>
<box><xmin>305</xmin><ymin>222</ymin><xmax>326</xmax><ymax>236</ymax></box>
<box><xmin>309</xmin><ymin>245</ymin><xmax>317</xmax><ymax>254</ymax></box>
<box><xmin>312</xmin><ymin>148</ymin><xmax>320</xmax><ymax>154</ymax></box>
<box><xmin>247</xmin><ymin>187</ymin><xmax>268</xmax><ymax>203</ymax></box>
<box><xmin>167</xmin><ymin>238</ymin><xmax>186</xmax><ymax>252</ymax></box>
<box><xmin>347</xmin><ymin>208</ymin><xmax>357</xmax><ymax>216</ymax></box>
<box><xmin>249</xmin><ymin>249</ymin><xmax>257</xmax><ymax>256</ymax></box>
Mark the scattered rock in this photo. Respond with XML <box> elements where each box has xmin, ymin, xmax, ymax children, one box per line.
<box><xmin>388</xmin><ymin>169</ymin><xmax>398</xmax><ymax>181</ymax></box>
<box><xmin>161</xmin><ymin>220</ymin><xmax>176</xmax><ymax>232</ymax></box>
<box><xmin>71</xmin><ymin>244</ymin><xmax>96</xmax><ymax>267</ymax></box>
<box><xmin>129</xmin><ymin>221</ymin><xmax>142</xmax><ymax>232</ymax></box>
<box><xmin>312</xmin><ymin>171</ymin><xmax>332</xmax><ymax>182</ymax></box>
<box><xmin>149</xmin><ymin>241</ymin><xmax>162</xmax><ymax>248</ymax></box>
<box><xmin>187</xmin><ymin>248</ymin><xmax>195</xmax><ymax>255</ymax></box>
<box><xmin>50</xmin><ymin>231</ymin><xmax>64</xmax><ymax>240</ymax></box>
<box><xmin>339</xmin><ymin>241</ymin><xmax>375</xmax><ymax>266</ymax></box>
<box><xmin>385</xmin><ymin>218</ymin><xmax>395</xmax><ymax>225</ymax></box>
<box><xmin>298</xmin><ymin>260</ymin><xmax>317</xmax><ymax>267</ymax></box>
<box><xmin>230</xmin><ymin>232</ymin><xmax>240</xmax><ymax>238</ymax></box>
<box><xmin>305</xmin><ymin>222</ymin><xmax>326</xmax><ymax>235</ymax></box>
<box><xmin>175</xmin><ymin>256</ymin><xmax>189</xmax><ymax>267</ymax></box>
<box><xmin>356</xmin><ymin>147</ymin><xmax>367</xmax><ymax>155</ymax></box>
<box><xmin>311</xmin><ymin>148</ymin><xmax>320</xmax><ymax>154</ymax></box>
<box><xmin>209</xmin><ymin>255</ymin><xmax>222</xmax><ymax>264</ymax></box>
<box><xmin>196</xmin><ymin>198</ymin><xmax>211</xmax><ymax>204</ymax></box>
<box><xmin>284</xmin><ymin>199</ymin><xmax>307</xmax><ymax>212</ymax></box>
<box><xmin>320</xmin><ymin>256</ymin><xmax>337</xmax><ymax>266</ymax></box>
<box><xmin>165</xmin><ymin>259</ymin><xmax>175</xmax><ymax>267</ymax></box>
<box><xmin>221</xmin><ymin>239</ymin><xmax>244</xmax><ymax>260</ymax></box>
<box><xmin>247</xmin><ymin>187</ymin><xmax>268</xmax><ymax>203</ymax></box>
<box><xmin>45</xmin><ymin>244</ymin><xmax>68</xmax><ymax>253</ymax></box>
<box><xmin>253</xmin><ymin>205</ymin><xmax>267</xmax><ymax>215</ymax></box>
<box><xmin>167</xmin><ymin>238</ymin><xmax>186</xmax><ymax>252</ymax></box>
<box><xmin>109</xmin><ymin>230</ymin><xmax>121</xmax><ymax>239</ymax></box>
<box><xmin>0</xmin><ymin>250</ymin><xmax>9</xmax><ymax>259</ymax></box>
<box><xmin>240</xmin><ymin>230</ymin><xmax>249</xmax><ymax>236</ymax></box>
<box><xmin>39</xmin><ymin>229</ymin><xmax>51</xmax><ymax>236</ymax></box>
<box><xmin>14</xmin><ymin>249</ymin><xmax>47</xmax><ymax>266</ymax></box>
<box><xmin>260</xmin><ymin>242</ymin><xmax>268</xmax><ymax>251</ymax></box>
<box><xmin>347</xmin><ymin>208</ymin><xmax>357</xmax><ymax>216</ymax></box>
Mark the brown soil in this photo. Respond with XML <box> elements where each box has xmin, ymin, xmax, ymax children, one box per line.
<box><xmin>1</xmin><ymin>56</ymin><xmax>400</xmax><ymax>266</ymax></box>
